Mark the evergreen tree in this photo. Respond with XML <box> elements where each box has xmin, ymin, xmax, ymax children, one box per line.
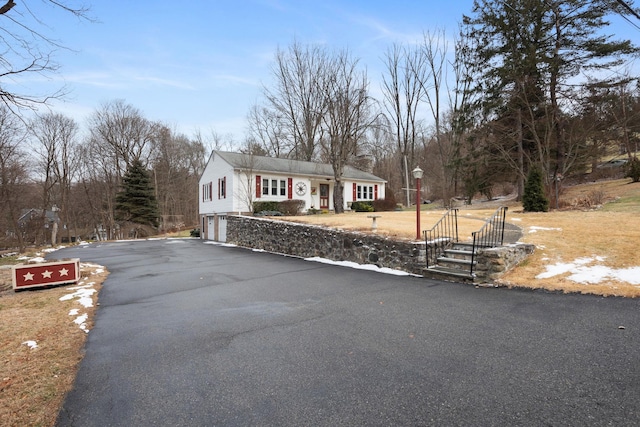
<box><xmin>523</xmin><ymin>167</ymin><xmax>549</xmax><ymax>212</ymax></box>
<box><xmin>115</xmin><ymin>159</ymin><xmax>159</xmax><ymax>227</ymax></box>
<box><xmin>462</xmin><ymin>0</ymin><xmax>638</xmax><ymax>195</ymax></box>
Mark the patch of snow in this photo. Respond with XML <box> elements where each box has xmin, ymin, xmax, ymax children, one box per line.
<box><xmin>529</xmin><ymin>226</ymin><xmax>562</xmax><ymax>233</ymax></box>
<box><xmin>511</xmin><ymin>217</ymin><xmax>522</xmax><ymax>221</ymax></box>
<box><xmin>28</xmin><ymin>256</ymin><xmax>47</xmax><ymax>263</ymax></box>
<box><xmin>203</xmin><ymin>241</ymin><xmax>237</xmax><ymax>248</ymax></box>
<box><xmin>59</xmin><ymin>287</ymin><xmax>96</xmax><ymax>308</ymax></box>
<box><xmin>427</xmin><ymin>237</ymin><xmax>450</xmax><ymax>244</ymax></box>
<box><xmin>42</xmin><ymin>246</ymin><xmax>65</xmax><ymax>253</ymax></box>
<box><xmin>304</xmin><ymin>256</ymin><xmax>414</xmax><ymax>276</ymax></box>
<box><xmin>22</xmin><ymin>340</ymin><xmax>38</xmax><ymax>349</ymax></box>
<box><xmin>73</xmin><ymin>313</ymin><xmax>90</xmax><ymax>333</ymax></box>
<box><xmin>69</xmin><ymin>308</ymin><xmax>79</xmax><ymax>316</ymax></box>
<box><xmin>536</xmin><ymin>257</ymin><xmax>640</xmax><ymax>285</ymax></box>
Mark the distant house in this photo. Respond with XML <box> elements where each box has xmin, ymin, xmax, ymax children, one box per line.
<box><xmin>198</xmin><ymin>150</ymin><xmax>386</xmax><ymax>241</ymax></box>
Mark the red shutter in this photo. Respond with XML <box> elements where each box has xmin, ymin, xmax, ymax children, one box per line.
<box><xmin>256</xmin><ymin>175</ymin><xmax>261</xmax><ymax>198</ymax></box>
<box><xmin>374</xmin><ymin>184</ymin><xmax>378</xmax><ymax>200</ymax></box>
<box><xmin>223</xmin><ymin>177</ymin><xmax>227</xmax><ymax>199</ymax></box>
<box><xmin>352</xmin><ymin>183</ymin><xmax>357</xmax><ymax>200</ymax></box>
<box><xmin>209</xmin><ymin>182</ymin><xmax>213</xmax><ymax>200</ymax></box>
<box><xmin>202</xmin><ymin>184</ymin><xmax>205</xmax><ymax>202</ymax></box>
<box><xmin>288</xmin><ymin>178</ymin><xmax>293</xmax><ymax>199</ymax></box>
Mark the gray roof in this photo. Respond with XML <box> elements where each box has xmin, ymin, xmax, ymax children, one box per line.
<box><xmin>214</xmin><ymin>151</ymin><xmax>386</xmax><ymax>183</ymax></box>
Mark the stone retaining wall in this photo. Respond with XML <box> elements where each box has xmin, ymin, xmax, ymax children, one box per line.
<box><xmin>226</xmin><ymin>215</ymin><xmax>534</xmax><ymax>282</ymax></box>
<box><xmin>226</xmin><ymin>215</ymin><xmax>426</xmax><ymax>275</ymax></box>
<box><xmin>474</xmin><ymin>244</ymin><xmax>536</xmax><ymax>282</ymax></box>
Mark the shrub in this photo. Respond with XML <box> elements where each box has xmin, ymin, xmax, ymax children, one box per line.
<box><xmin>279</xmin><ymin>199</ymin><xmax>306</xmax><ymax>216</ymax></box>
<box><xmin>253</xmin><ymin>201</ymin><xmax>280</xmax><ymax>214</ymax></box>
<box><xmin>523</xmin><ymin>166</ymin><xmax>549</xmax><ymax>212</ymax></box>
<box><xmin>372</xmin><ymin>198</ymin><xmax>396</xmax><ymax>212</ymax></box>
<box><xmin>350</xmin><ymin>201</ymin><xmax>374</xmax><ymax>212</ymax></box>
<box><xmin>626</xmin><ymin>157</ymin><xmax>640</xmax><ymax>183</ymax></box>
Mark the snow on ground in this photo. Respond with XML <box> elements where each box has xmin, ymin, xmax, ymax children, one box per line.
<box><xmin>56</xmin><ymin>261</ymin><xmax>104</xmax><ymax>333</ymax></box>
<box><xmin>304</xmin><ymin>257</ymin><xmax>413</xmax><ymax>276</ymax></box>
<box><xmin>536</xmin><ymin>256</ymin><xmax>640</xmax><ymax>285</ymax></box>
<box><xmin>529</xmin><ymin>226</ymin><xmax>562</xmax><ymax>233</ymax></box>
<box><xmin>22</xmin><ymin>340</ymin><xmax>38</xmax><ymax>349</ymax></box>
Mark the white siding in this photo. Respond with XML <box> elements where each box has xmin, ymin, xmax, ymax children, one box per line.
<box><xmin>199</xmin><ymin>153</ymin><xmax>235</xmax><ymax>215</ymax></box>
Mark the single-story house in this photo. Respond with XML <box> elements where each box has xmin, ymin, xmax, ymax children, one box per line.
<box><xmin>199</xmin><ymin>150</ymin><xmax>387</xmax><ymax>241</ymax></box>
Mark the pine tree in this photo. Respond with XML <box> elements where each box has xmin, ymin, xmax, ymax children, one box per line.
<box><xmin>523</xmin><ymin>167</ymin><xmax>549</xmax><ymax>212</ymax></box>
<box><xmin>115</xmin><ymin>159</ymin><xmax>159</xmax><ymax>227</ymax></box>
<box><xmin>462</xmin><ymin>0</ymin><xmax>638</xmax><ymax>196</ymax></box>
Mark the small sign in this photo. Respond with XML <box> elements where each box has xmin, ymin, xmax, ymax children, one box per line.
<box><xmin>12</xmin><ymin>259</ymin><xmax>80</xmax><ymax>291</ymax></box>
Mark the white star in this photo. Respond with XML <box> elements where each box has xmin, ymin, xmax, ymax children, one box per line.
<box><xmin>59</xmin><ymin>268</ymin><xmax>69</xmax><ymax>276</ymax></box>
<box><xmin>23</xmin><ymin>272</ymin><xmax>34</xmax><ymax>281</ymax></box>
<box><xmin>42</xmin><ymin>270</ymin><xmax>53</xmax><ymax>279</ymax></box>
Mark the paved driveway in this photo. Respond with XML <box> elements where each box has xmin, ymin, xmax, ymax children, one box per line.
<box><xmin>53</xmin><ymin>239</ymin><xmax>639</xmax><ymax>426</ymax></box>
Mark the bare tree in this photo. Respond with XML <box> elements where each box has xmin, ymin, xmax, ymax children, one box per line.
<box><xmin>0</xmin><ymin>1</ymin><xmax>92</xmax><ymax>112</ymax></box>
<box><xmin>247</xmin><ymin>104</ymin><xmax>288</xmax><ymax>157</ymax></box>
<box><xmin>262</xmin><ymin>41</ymin><xmax>329</xmax><ymax>160</ymax></box>
<box><xmin>29</xmin><ymin>112</ymin><xmax>79</xmax><ymax>244</ymax></box>
<box><xmin>0</xmin><ymin>105</ymin><xmax>28</xmax><ymax>249</ymax></box>
<box><xmin>381</xmin><ymin>43</ymin><xmax>428</xmax><ymax>206</ymax></box>
<box><xmin>419</xmin><ymin>30</ymin><xmax>460</xmax><ymax>205</ymax></box>
<box><xmin>150</xmin><ymin>125</ymin><xmax>205</xmax><ymax>230</ymax></box>
<box><xmin>88</xmin><ymin>100</ymin><xmax>158</xmax><ymax>175</ymax></box>
<box><xmin>320</xmin><ymin>50</ymin><xmax>372</xmax><ymax>214</ymax></box>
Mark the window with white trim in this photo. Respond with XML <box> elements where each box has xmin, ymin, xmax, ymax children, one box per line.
<box><xmin>260</xmin><ymin>177</ymin><xmax>289</xmax><ymax>197</ymax></box>
<box><xmin>356</xmin><ymin>185</ymin><xmax>374</xmax><ymax>200</ymax></box>
<box><xmin>202</xmin><ymin>182</ymin><xmax>213</xmax><ymax>201</ymax></box>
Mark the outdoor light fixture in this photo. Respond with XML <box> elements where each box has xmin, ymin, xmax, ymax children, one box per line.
<box><xmin>412</xmin><ymin>166</ymin><xmax>423</xmax><ymax>240</ymax></box>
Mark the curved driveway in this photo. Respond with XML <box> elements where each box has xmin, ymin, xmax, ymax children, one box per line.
<box><xmin>53</xmin><ymin>239</ymin><xmax>639</xmax><ymax>426</ymax></box>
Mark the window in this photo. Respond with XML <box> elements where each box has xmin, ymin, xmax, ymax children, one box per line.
<box><xmin>202</xmin><ymin>182</ymin><xmax>213</xmax><ymax>201</ymax></box>
<box><xmin>355</xmin><ymin>184</ymin><xmax>374</xmax><ymax>201</ymax></box>
<box><xmin>259</xmin><ymin>176</ymin><xmax>290</xmax><ymax>198</ymax></box>
<box><xmin>218</xmin><ymin>177</ymin><xmax>226</xmax><ymax>199</ymax></box>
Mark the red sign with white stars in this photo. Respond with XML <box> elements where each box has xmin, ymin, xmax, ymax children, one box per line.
<box><xmin>12</xmin><ymin>259</ymin><xmax>80</xmax><ymax>290</ymax></box>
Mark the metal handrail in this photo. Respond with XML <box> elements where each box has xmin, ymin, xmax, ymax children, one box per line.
<box><xmin>423</xmin><ymin>209</ymin><xmax>459</xmax><ymax>268</ymax></box>
<box><xmin>470</xmin><ymin>207</ymin><xmax>508</xmax><ymax>274</ymax></box>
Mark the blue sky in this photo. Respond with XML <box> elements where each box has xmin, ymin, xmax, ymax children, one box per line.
<box><xmin>13</xmin><ymin>0</ymin><xmax>475</xmax><ymax>140</ymax></box>
<box><xmin>9</xmin><ymin>1</ymin><xmax>640</xmax><ymax>142</ymax></box>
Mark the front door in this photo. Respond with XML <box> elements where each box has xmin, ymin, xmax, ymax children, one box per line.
<box><xmin>319</xmin><ymin>184</ymin><xmax>330</xmax><ymax>209</ymax></box>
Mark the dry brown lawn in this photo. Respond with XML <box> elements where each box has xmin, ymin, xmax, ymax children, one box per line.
<box><xmin>0</xmin><ymin>260</ymin><xmax>106</xmax><ymax>427</ymax></box>
<box><xmin>283</xmin><ymin>178</ymin><xmax>640</xmax><ymax>298</ymax></box>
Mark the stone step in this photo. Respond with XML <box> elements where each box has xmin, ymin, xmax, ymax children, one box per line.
<box><xmin>423</xmin><ymin>266</ymin><xmax>475</xmax><ymax>283</ymax></box>
<box><xmin>437</xmin><ymin>256</ymin><xmax>476</xmax><ymax>266</ymax></box>
<box><xmin>444</xmin><ymin>249</ymin><xmax>475</xmax><ymax>259</ymax></box>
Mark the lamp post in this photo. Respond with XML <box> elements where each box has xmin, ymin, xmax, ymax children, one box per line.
<box><xmin>412</xmin><ymin>166</ymin><xmax>423</xmax><ymax>240</ymax></box>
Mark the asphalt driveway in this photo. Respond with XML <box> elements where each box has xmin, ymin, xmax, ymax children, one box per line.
<box><xmin>52</xmin><ymin>239</ymin><xmax>640</xmax><ymax>426</ymax></box>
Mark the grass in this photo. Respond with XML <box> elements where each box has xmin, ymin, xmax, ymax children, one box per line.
<box><xmin>0</xmin><ymin>257</ymin><xmax>106</xmax><ymax>427</ymax></box>
<box><xmin>284</xmin><ymin>178</ymin><xmax>640</xmax><ymax>298</ymax></box>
